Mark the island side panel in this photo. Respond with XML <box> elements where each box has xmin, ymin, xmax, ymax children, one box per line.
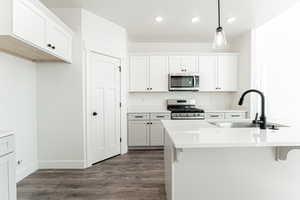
<box><xmin>171</xmin><ymin>147</ymin><xmax>300</xmax><ymax>200</ymax></box>
<box><xmin>164</xmin><ymin>131</ymin><xmax>174</xmax><ymax>200</ymax></box>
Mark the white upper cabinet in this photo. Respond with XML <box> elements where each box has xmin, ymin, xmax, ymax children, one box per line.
<box><xmin>169</xmin><ymin>56</ymin><xmax>198</xmax><ymax>73</ymax></box>
<box><xmin>217</xmin><ymin>55</ymin><xmax>238</xmax><ymax>91</ymax></box>
<box><xmin>149</xmin><ymin>56</ymin><xmax>169</xmax><ymax>92</ymax></box>
<box><xmin>129</xmin><ymin>54</ymin><xmax>238</xmax><ymax>93</ymax></box>
<box><xmin>129</xmin><ymin>56</ymin><xmax>148</xmax><ymax>92</ymax></box>
<box><xmin>0</xmin><ymin>0</ymin><xmax>73</xmax><ymax>63</ymax></box>
<box><xmin>129</xmin><ymin>56</ymin><xmax>169</xmax><ymax>92</ymax></box>
<box><xmin>198</xmin><ymin>55</ymin><xmax>218</xmax><ymax>91</ymax></box>
<box><xmin>198</xmin><ymin>54</ymin><xmax>238</xmax><ymax>92</ymax></box>
<box><xmin>13</xmin><ymin>0</ymin><xmax>46</xmax><ymax>48</ymax></box>
<box><xmin>46</xmin><ymin>21</ymin><xmax>72</xmax><ymax>61</ymax></box>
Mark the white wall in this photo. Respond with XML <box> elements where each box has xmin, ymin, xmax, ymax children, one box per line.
<box><xmin>37</xmin><ymin>8</ymin><xmax>85</xmax><ymax>168</ymax></box>
<box><xmin>37</xmin><ymin>9</ymin><xmax>128</xmax><ymax>168</ymax></box>
<box><xmin>0</xmin><ymin>53</ymin><xmax>37</xmax><ymax>181</ymax></box>
<box><xmin>252</xmin><ymin>2</ymin><xmax>300</xmax><ymax>126</ymax></box>
<box><xmin>128</xmin><ymin>92</ymin><xmax>235</xmax><ymax>110</ymax></box>
<box><xmin>128</xmin><ymin>42</ymin><xmax>237</xmax><ymax>110</ymax></box>
<box><xmin>231</xmin><ymin>32</ymin><xmax>253</xmax><ymax>116</ymax></box>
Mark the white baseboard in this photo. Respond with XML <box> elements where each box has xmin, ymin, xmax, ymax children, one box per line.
<box><xmin>16</xmin><ymin>162</ymin><xmax>38</xmax><ymax>183</ymax></box>
<box><xmin>39</xmin><ymin>160</ymin><xmax>85</xmax><ymax>169</ymax></box>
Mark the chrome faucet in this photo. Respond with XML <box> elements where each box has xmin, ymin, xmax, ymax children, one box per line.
<box><xmin>238</xmin><ymin>89</ymin><xmax>267</xmax><ymax>129</ymax></box>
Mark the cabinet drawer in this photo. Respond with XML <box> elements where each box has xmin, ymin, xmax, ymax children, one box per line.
<box><xmin>150</xmin><ymin>113</ymin><xmax>171</xmax><ymax>120</ymax></box>
<box><xmin>0</xmin><ymin>136</ymin><xmax>14</xmax><ymax>157</ymax></box>
<box><xmin>225</xmin><ymin>113</ymin><xmax>246</xmax><ymax>120</ymax></box>
<box><xmin>128</xmin><ymin>113</ymin><xmax>149</xmax><ymax>121</ymax></box>
<box><xmin>206</xmin><ymin>113</ymin><xmax>225</xmax><ymax>120</ymax></box>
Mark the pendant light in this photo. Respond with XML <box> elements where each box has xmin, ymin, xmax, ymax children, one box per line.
<box><xmin>213</xmin><ymin>0</ymin><xmax>227</xmax><ymax>49</ymax></box>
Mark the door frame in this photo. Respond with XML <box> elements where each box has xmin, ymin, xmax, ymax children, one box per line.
<box><xmin>84</xmin><ymin>49</ymin><xmax>123</xmax><ymax>167</ymax></box>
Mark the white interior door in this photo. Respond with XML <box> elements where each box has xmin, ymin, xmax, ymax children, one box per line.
<box><xmin>88</xmin><ymin>52</ymin><xmax>121</xmax><ymax>164</ymax></box>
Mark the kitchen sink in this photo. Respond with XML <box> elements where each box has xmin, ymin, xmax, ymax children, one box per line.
<box><xmin>209</xmin><ymin>121</ymin><xmax>288</xmax><ymax>129</ymax></box>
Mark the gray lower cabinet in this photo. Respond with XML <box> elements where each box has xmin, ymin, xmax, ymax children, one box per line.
<box><xmin>128</xmin><ymin>121</ymin><xmax>149</xmax><ymax>146</ymax></box>
<box><xmin>149</xmin><ymin>121</ymin><xmax>165</xmax><ymax>146</ymax></box>
<box><xmin>128</xmin><ymin>113</ymin><xmax>170</xmax><ymax>147</ymax></box>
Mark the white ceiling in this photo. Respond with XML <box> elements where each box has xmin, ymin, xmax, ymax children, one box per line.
<box><xmin>40</xmin><ymin>0</ymin><xmax>300</xmax><ymax>42</ymax></box>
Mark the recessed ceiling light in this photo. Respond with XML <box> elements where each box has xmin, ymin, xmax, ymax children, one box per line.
<box><xmin>227</xmin><ymin>17</ymin><xmax>236</xmax><ymax>24</ymax></box>
<box><xmin>155</xmin><ymin>16</ymin><xmax>163</xmax><ymax>23</ymax></box>
<box><xmin>192</xmin><ymin>17</ymin><xmax>200</xmax><ymax>23</ymax></box>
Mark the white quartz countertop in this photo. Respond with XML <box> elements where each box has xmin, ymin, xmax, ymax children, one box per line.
<box><xmin>162</xmin><ymin>120</ymin><xmax>300</xmax><ymax>149</ymax></box>
<box><xmin>127</xmin><ymin>106</ymin><xmax>171</xmax><ymax>113</ymax></box>
<box><xmin>0</xmin><ymin>130</ymin><xmax>14</xmax><ymax>138</ymax></box>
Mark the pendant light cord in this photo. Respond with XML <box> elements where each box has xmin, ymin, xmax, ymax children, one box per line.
<box><xmin>218</xmin><ymin>0</ymin><xmax>221</xmax><ymax>28</ymax></box>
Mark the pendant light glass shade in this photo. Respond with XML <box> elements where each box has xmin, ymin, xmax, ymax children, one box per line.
<box><xmin>213</xmin><ymin>27</ymin><xmax>227</xmax><ymax>49</ymax></box>
<box><xmin>213</xmin><ymin>0</ymin><xmax>228</xmax><ymax>49</ymax></box>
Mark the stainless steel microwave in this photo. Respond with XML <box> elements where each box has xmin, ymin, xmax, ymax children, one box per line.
<box><xmin>168</xmin><ymin>73</ymin><xmax>200</xmax><ymax>91</ymax></box>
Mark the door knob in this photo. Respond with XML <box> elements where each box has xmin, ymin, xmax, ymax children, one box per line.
<box><xmin>92</xmin><ymin>112</ymin><xmax>98</xmax><ymax>116</ymax></box>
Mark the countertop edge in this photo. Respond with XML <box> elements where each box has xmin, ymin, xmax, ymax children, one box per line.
<box><xmin>0</xmin><ymin>131</ymin><xmax>14</xmax><ymax>138</ymax></box>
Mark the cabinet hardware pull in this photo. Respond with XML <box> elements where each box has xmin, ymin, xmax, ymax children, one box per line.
<box><xmin>134</xmin><ymin>116</ymin><xmax>143</xmax><ymax>118</ymax></box>
<box><xmin>210</xmin><ymin>115</ymin><xmax>220</xmax><ymax>117</ymax></box>
<box><xmin>92</xmin><ymin>112</ymin><xmax>98</xmax><ymax>116</ymax></box>
<box><xmin>156</xmin><ymin>116</ymin><xmax>165</xmax><ymax>118</ymax></box>
<box><xmin>52</xmin><ymin>46</ymin><xmax>56</xmax><ymax>50</ymax></box>
<box><xmin>231</xmin><ymin>115</ymin><xmax>241</xmax><ymax>117</ymax></box>
<box><xmin>47</xmin><ymin>44</ymin><xmax>52</xmax><ymax>48</ymax></box>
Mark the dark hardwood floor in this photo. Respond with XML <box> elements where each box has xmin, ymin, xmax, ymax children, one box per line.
<box><xmin>17</xmin><ymin>150</ymin><xmax>166</xmax><ymax>200</ymax></box>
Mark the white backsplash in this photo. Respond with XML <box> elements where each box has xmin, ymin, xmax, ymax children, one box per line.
<box><xmin>128</xmin><ymin>92</ymin><xmax>237</xmax><ymax>110</ymax></box>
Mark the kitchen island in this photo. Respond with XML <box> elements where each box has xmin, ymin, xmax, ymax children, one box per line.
<box><xmin>162</xmin><ymin>120</ymin><xmax>300</xmax><ymax>200</ymax></box>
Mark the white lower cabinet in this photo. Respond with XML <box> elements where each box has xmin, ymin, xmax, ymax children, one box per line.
<box><xmin>128</xmin><ymin>121</ymin><xmax>149</xmax><ymax>146</ymax></box>
<box><xmin>149</xmin><ymin>121</ymin><xmax>165</xmax><ymax>146</ymax></box>
<box><xmin>128</xmin><ymin>113</ymin><xmax>170</xmax><ymax>147</ymax></box>
<box><xmin>206</xmin><ymin>111</ymin><xmax>247</xmax><ymax>120</ymax></box>
<box><xmin>0</xmin><ymin>135</ymin><xmax>16</xmax><ymax>200</ymax></box>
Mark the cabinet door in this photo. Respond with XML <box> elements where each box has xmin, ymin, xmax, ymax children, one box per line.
<box><xmin>217</xmin><ymin>55</ymin><xmax>238</xmax><ymax>91</ymax></box>
<box><xmin>169</xmin><ymin>56</ymin><xmax>198</xmax><ymax>73</ymax></box>
<box><xmin>46</xmin><ymin>21</ymin><xmax>72</xmax><ymax>61</ymax></box>
<box><xmin>169</xmin><ymin>56</ymin><xmax>183</xmax><ymax>73</ymax></box>
<box><xmin>129</xmin><ymin>56</ymin><xmax>149</xmax><ymax>92</ymax></box>
<box><xmin>150</xmin><ymin>121</ymin><xmax>165</xmax><ymax>146</ymax></box>
<box><xmin>13</xmin><ymin>0</ymin><xmax>46</xmax><ymax>48</ymax></box>
<box><xmin>198</xmin><ymin>56</ymin><xmax>218</xmax><ymax>91</ymax></box>
<box><xmin>0</xmin><ymin>154</ymin><xmax>16</xmax><ymax>200</ymax></box>
<box><xmin>128</xmin><ymin>121</ymin><xmax>149</xmax><ymax>146</ymax></box>
<box><xmin>181</xmin><ymin>56</ymin><xmax>198</xmax><ymax>73</ymax></box>
<box><xmin>149</xmin><ymin>56</ymin><xmax>169</xmax><ymax>92</ymax></box>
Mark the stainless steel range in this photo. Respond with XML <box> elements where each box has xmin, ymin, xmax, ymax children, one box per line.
<box><xmin>167</xmin><ymin>99</ymin><xmax>205</xmax><ymax>120</ymax></box>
